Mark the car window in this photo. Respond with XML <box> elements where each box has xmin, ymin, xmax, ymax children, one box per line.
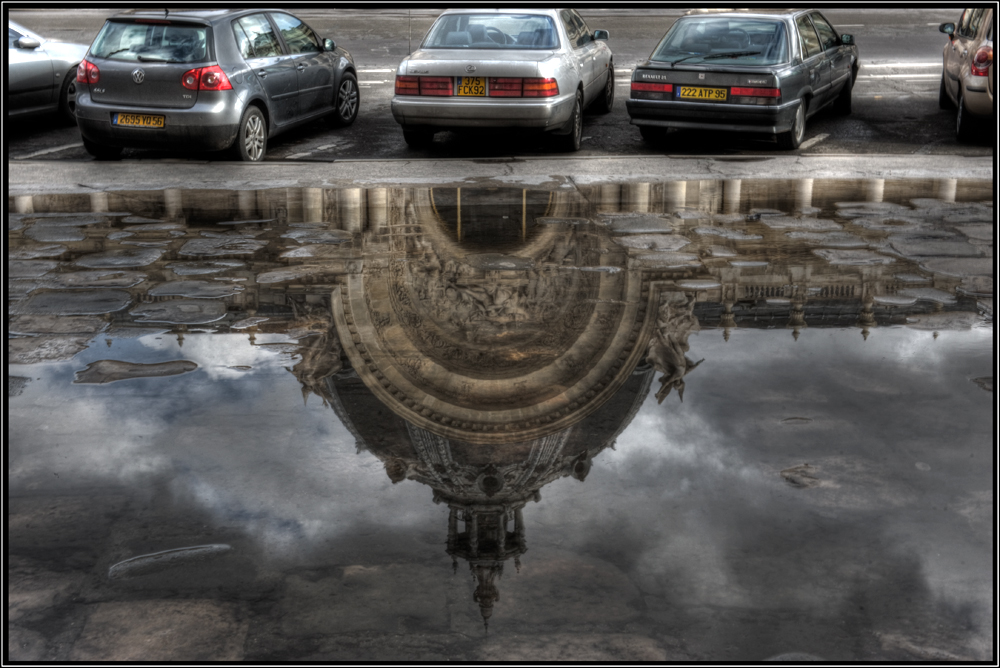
<box><xmin>810</xmin><ymin>13</ymin><xmax>839</xmax><ymax>51</ymax></box>
<box><xmin>650</xmin><ymin>17</ymin><xmax>790</xmax><ymax>66</ymax></box>
<box><xmin>235</xmin><ymin>14</ymin><xmax>282</xmax><ymax>58</ymax></box>
<box><xmin>957</xmin><ymin>8</ymin><xmax>983</xmax><ymax>38</ymax></box>
<box><xmin>422</xmin><ymin>14</ymin><xmax>558</xmax><ymax>49</ymax></box>
<box><xmin>796</xmin><ymin>14</ymin><xmax>822</xmax><ymax>58</ymax></box>
<box><xmin>270</xmin><ymin>12</ymin><xmax>320</xmax><ymax>54</ymax></box>
<box><xmin>90</xmin><ymin>20</ymin><xmax>209</xmax><ymax>63</ymax></box>
<box><xmin>967</xmin><ymin>8</ymin><xmax>986</xmax><ymax>37</ymax></box>
<box><xmin>559</xmin><ymin>10</ymin><xmax>581</xmax><ymax>48</ymax></box>
<box><xmin>570</xmin><ymin>10</ymin><xmax>592</xmax><ymax>47</ymax></box>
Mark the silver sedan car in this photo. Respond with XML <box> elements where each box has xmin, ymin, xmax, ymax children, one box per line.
<box><xmin>390</xmin><ymin>8</ymin><xmax>614</xmax><ymax>151</ymax></box>
<box><xmin>8</xmin><ymin>20</ymin><xmax>89</xmax><ymax>124</ymax></box>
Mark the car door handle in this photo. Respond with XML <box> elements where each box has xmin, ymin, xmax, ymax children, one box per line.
<box><xmin>257</xmin><ymin>69</ymin><xmax>268</xmax><ymax>79</ymax></box>
<box><xmin>296</xmin><ymin>64</ymin><xmax>306</xmax><ymax>71</ymax></box>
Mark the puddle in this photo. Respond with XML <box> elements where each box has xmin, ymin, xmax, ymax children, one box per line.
<box><xmin>6</xmin><ymin>178</ymin><xmax>993</xmax><ymax>662</ymax></box>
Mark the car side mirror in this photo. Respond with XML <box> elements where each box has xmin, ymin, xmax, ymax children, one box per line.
<box><xmin>593</xmin><ymin>29</ymin><xmax>609</xmax><ymax>41</ymax></box>
<box><xmin>16</xmin><ymin>36</ymin><xmax>40</xmax><ymax>49</ymax></box>
<box><xmin>840</xmin><ymin>34</ymin><xmax>854</xmax><ymax>46</ymax></box>
<box><xmin>324</xmin><ymin>38</ymin><xmax>336</xmax><ymax>52</ymax></box>
<box><xmin>940</xmin><ymin>23</ymin><xmax>955</xmax><ymax>38</ymax></box>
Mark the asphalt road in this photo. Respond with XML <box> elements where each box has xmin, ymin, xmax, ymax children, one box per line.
<box><xmin>7</xmin><ymin>8</ymin><xmax>994</xmax><ymax>162</ymax></box>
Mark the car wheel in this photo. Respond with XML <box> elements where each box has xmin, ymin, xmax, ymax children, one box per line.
<box><xmin>939</xmin><ymin>73</ymin><xmax>953</xmax><ymax>109</ymax></box>
<box><xmin>557</xmin><ymin>90</ymin><xmax>583</xmax><ymax>152</ymax></box>
<box><xmin>329</xmin><ymin>71</ymin><xmax>359</xmax><ymax>126</ymax></box>
<box><xmin>833</xmin><ymin>73</ymin><xmax>852</xmax><ymax>116</ymax></box>
<box><xmin>58</xmin><ymin>68</ymin><xmax>78</xmax><ymax>125</ymax></box>
<box><xmin>402</xmin><ymin>127</ymin><xmax>434</xmax><ymax>148</ymax></box>
<box><xmin>592</xmin><ymin>67</ymin><xmax>614</xmax><ymax>114</ymax></box>
<box><xmin>82</xmin><ymin>137</ymin><xmax>122</xmax><ymax>160</ymax></box>
<box><xmin>234</xmin><ymin>105</ymin><xmax>267</xmax><ymax>162</ymax></box>
<box><xmin>955</xmin><ymin>89</ymin><xmax>975</xmax><ymax>142</ymax></box>
<box><xmin>639</xmin><ymin>125</ymin><xmax>663</xmax><ymax>143</ymax></box>
<box><xmin>777</xmin><ymin>99</ymin><xmax>806</xmax><ymax>150</ymax></box>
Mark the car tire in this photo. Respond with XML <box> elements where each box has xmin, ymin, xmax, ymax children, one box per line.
<box><xmin>82</xmin><ymin>137</ymin><xmax>122</xmax><ymax>161</ymax></box>
<box><xmin>639</xmin><ymin>125</ymin><xmax>663</xmax><ymax>143</ymax></box>
<box><xmin>592</xmin><ymin>67</ymin><xmax>614</xmax><ymax>114</ymax></box>
<box><xmin>402</xmin><ymin>127</ymin><xmax>434</xmax><ymax>148</ymax></box>
<box><xmin>955</xmin><ymin>89</ymin><xmax>976</xmax><ymax>142</ymax></box>
<box><xmin>939</xmin><ymin>73</ymin><xmax>953</xmax><ymax>109</ymax></box>
<box><xmin>557</xmin><ymin>90</ymin><xmax>583</xmax><ymax>152</ymax></box>
<box><xmin>58</xmin><ymin>68</ymin><xmax>78</xmax><ymax>125</ymax></box>
<box><xmin>234</xmin><ymin>105</ymin><xmax>267</xmax><ymax>162</ymax></box>
<box><xmin>832</xmin><ymin>73</ymin><xmax>852</xmax><ymax>116</ymax></box>
<box><xmin>777</xmin><ymin>99</ymin><xmax>806</xmax><ymax>150</ymax></box>
<box><xmin>329</xmin><ymin>71</ymin><xmax>359</xmax><ymax>127</ymax></box>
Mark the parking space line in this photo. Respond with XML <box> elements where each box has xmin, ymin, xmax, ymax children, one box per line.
<box><xmin>359</xmin><ymin>69</ymin><xmax>394</xmax><ymax>73</ymax></box>
<box><xmin>13</xmin><ymin>142</ymin><xmax>83</xmax><ymax>160</ymax></box>
<box><xmin>799</xmin><ymin>133</ymin><xmax>830</xmax><ymax>151</ymax></box>
<box><xmin>858</xmin><ymin>73</ymin><xmax>939</xmax><ymax>78</ymax></box>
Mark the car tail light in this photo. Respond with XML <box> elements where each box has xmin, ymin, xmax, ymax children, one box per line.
<box><xmin>395</xmin><ymin>75</ymin><xmax>420</xmax><ymax>95</ymax></box>
<box><xmin>181</xmin><ymin>65</ymin><xmax>232</xmax><ymax>91</ymax></box>
<box><xmin>522</xmin><ymin>78</ymin><xmax>559</xmax><ymax>97</ymax></box>
<box><xmin>731</xmin><ymin>86</ymin><xmax>781</xmax><ymax>105</ymax></box>
<box><xmin>418</xmin><ymin>76</ymin><xmax>453</xmax><ymax>96</ymax></box>
<box><xmin>631</xmin><ymin>82</ymin><xmax>673</xmax><ymax>93</ymax></box>
<box><xmin>972</xmin><ymin>46</ymin><xmax>992</xmax><ymax>76</ymax></box>
<box><xmin>489</xmin><ymin>77</ymin><xmax>522</xmax><ymax>97</ymax></box>
<box><xmin>77</xmin><ymin>59</ymin><xmax>99</xmax><ymax>84</ymax></box>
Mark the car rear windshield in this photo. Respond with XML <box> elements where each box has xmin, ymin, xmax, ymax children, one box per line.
<box><xmin>90</xmin><ymin>20</ymin><xmax>210</xmax><ymax>63</ymax></box>
<box><xmin>423</xmin><ymin>14</ymin><xmax>559</xmax><ymax>49</ymax></box>
<box><xmin>651</xmin><ymin>17</ymin><xmax>789</xmax><ymax>66</ymax></box>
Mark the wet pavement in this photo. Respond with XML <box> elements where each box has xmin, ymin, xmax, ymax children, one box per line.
<box><xmin>7</xmin><ymin>178</ymin><xmax>994</xmax><ymax>661</ymax></box>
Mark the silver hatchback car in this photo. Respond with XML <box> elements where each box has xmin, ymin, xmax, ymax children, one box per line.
<box><xmin>391</xmin><ymin>8</ymin><xmax>614</xmax><ymax>151</ymax></box>
<box><xmin>75</xmin><ymin>9</ymin><xmax>358</xmax><ymax>160</ymax></box>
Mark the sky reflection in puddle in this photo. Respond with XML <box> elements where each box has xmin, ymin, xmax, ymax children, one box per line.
<box><xmin>7</xmin><ymin>178</ymin><xmax>994</xmax><ymax>661</ymax></box>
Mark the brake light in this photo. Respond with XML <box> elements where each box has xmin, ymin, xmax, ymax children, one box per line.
<box><xmin>395</xmin><ymin>75</ymin><xmax>419</xmax><ymax>95</ymax></box>
<box><xmin>76</xmin><ymin>59</ymin><xmax>99</xmax><ymax>84</ymax></box>
<box><xmin>522</xmin><ymin>77</ymin><xmax>558</xmax><ymax>97</ymax></box>
<box><xmin>972</xmin><ymin>46</ymin><xmax>992</xmax><ymax>76</ymax></box>
<box><xmin>731</xmin><ymin>87</ymin><xmax>780</xmax><ymax>97</ymax></box>
<box><xmin>419</xmin><ymin>76</ymin><xmax>453</xmax><ymax>96</ymax></box>
<box><xmin>489</xmin><ymin>77</ymin><xmax>522</xmax><ymax>97</ymax></box>
<box><xmin>181</xmin><ymin>65</ymin><xmax>232</xmax><ymax>91</ymax></box>
<box><xmin>631</xmin><ymin>82</ymin><xmax>673</xmax><ymax>93</ymax></box>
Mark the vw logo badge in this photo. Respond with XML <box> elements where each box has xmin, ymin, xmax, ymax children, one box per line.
<box><xmin>465</xmin><ymin>65</ymin><xmax>477</xmax><ymax>73</ymax></box>
<box><xmin>132</xmin><ymin>68</ymin><xmax>145</xmax><ymax>84</ymax></box>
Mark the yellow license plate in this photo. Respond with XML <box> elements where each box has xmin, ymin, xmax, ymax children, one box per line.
<box><xmin>113</xmin><ymin>113</ymin><xmax>165</xmax><ymax>128</ymax></box>
<box><xmin>678</xmin><ymin>86</ymin><xmax>728</xmax><ymax>101</ymax></box>
<box><xmin>456</xmin><ymin>76</ymin><xmax>486</xmax><ymax>96</ymax></box>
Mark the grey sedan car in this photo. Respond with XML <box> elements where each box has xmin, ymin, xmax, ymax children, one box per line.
<box><xmin>8</xmin><ymin>20</ymin><xmax>89</xmax><ymax>124</ymax></box>
<box><xmin>75</xmin><ymin>9</ymin><xmax>358</xmax><ymax>160</ymax></box>
<box><xmin>626</xmin><ymin>9</ymin><xmax>858</xmax><ymax>149</ymax></box>
<box><xmin>391</xmin><ymin>8</ymin><xmax>614</xmax><ymax>151</ymax></box>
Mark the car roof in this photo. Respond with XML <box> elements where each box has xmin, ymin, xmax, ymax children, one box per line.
<box><xmin>436</xmin><ymin>8</ymin><xmax>560</xmax><ymax>15</ymax></box>
<box><xmin>681</xmin><ymin>9</ymin><xmax>810</xmax><ymax>19</ymax></box>
<box><xmin>108</xmin><ymin>8</ymin><xmax>285</xmax><ymax>25</ymax></box>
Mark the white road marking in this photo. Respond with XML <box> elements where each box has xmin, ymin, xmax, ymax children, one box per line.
<box><xmin>285</xmin><ymin>153</ymin><xmax>312</xmax><ymax>160</ymax></box>
<box><xmin>359</xmin><ymin>80</ymin><xmax>387</xmax><ymax>84</ymax></box>
<box><xmin>13</xmin><ymin>142</ymin><xmax>83</xmax><ymax>160</ymax></box>
<box><xmin>862</xmin><ymin>62</ymin><xmax>940</xmax><ymax>67</ymax></box>
<box><xmin>837</xmin><ymin>24</ymin><xmax>864</xmax><ymax>27</ymax></box>
<box><xmin>359</xmin><ymin>69</ymin><xmax>394</xmax><ymax>73</ymax></box>
<box><xmin>858</xmin><ymin>73</ymin><xmax>940</xmax><ymax>79</ymax></box>
<box><xmin>799</xmin><ymin>133</ymin><xmax>830</xmax><ymax>151</ymax></box>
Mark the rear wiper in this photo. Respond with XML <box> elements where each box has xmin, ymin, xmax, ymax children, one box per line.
<box><xmin>703</xmin><ymin>50</ymin><xmax>761</xmax><ymax>60</ymax></box>
<box><xmin>667</xmin><ymin>52</ymin><xmax>705</xmax><ymax>68</ymax></box>
<box><xmin>103</xmin><ymin>47</ymin><xmax>132</xmax><ymax>57</ymax></box>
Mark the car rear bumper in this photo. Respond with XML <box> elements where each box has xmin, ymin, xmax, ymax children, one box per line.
<box><xmin>961</xmin><ymin>81</ymin><xmax>992</xmax><ymax>116</ymax></box>
<box><xmin>75</xmin><ymin>91</ymin><xmax>243</xmax><ymax>151</ymax></box>
<box><xmin>626</xmin><ymin>97</ymin><xmax>801</xmax><ymax>135</ymax></box>
<box><xmin>391</xmin><ymin>93</ymin><xmax>576</xmax><ymax>130</ymax></box>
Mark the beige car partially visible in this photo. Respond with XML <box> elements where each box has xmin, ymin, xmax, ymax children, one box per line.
<box><xmin>939</xmin><ymin>8</ymin><xmax>993</xmax><ymax>141</ymax></box>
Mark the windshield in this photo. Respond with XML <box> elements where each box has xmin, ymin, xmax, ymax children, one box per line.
<box><xmin>422</xmin><ymin>14</ymin><xmax>559</xmax><ymax>49</ymax></box>
<box><xmin>90</xmin><ymin>20</ymin><xmax>210</xmax><ymax>63</ymax></box>
<box><xmin>651</xmin><ymin>17</ymin><xmax>789</xmax><ymax>66</ymax></box>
